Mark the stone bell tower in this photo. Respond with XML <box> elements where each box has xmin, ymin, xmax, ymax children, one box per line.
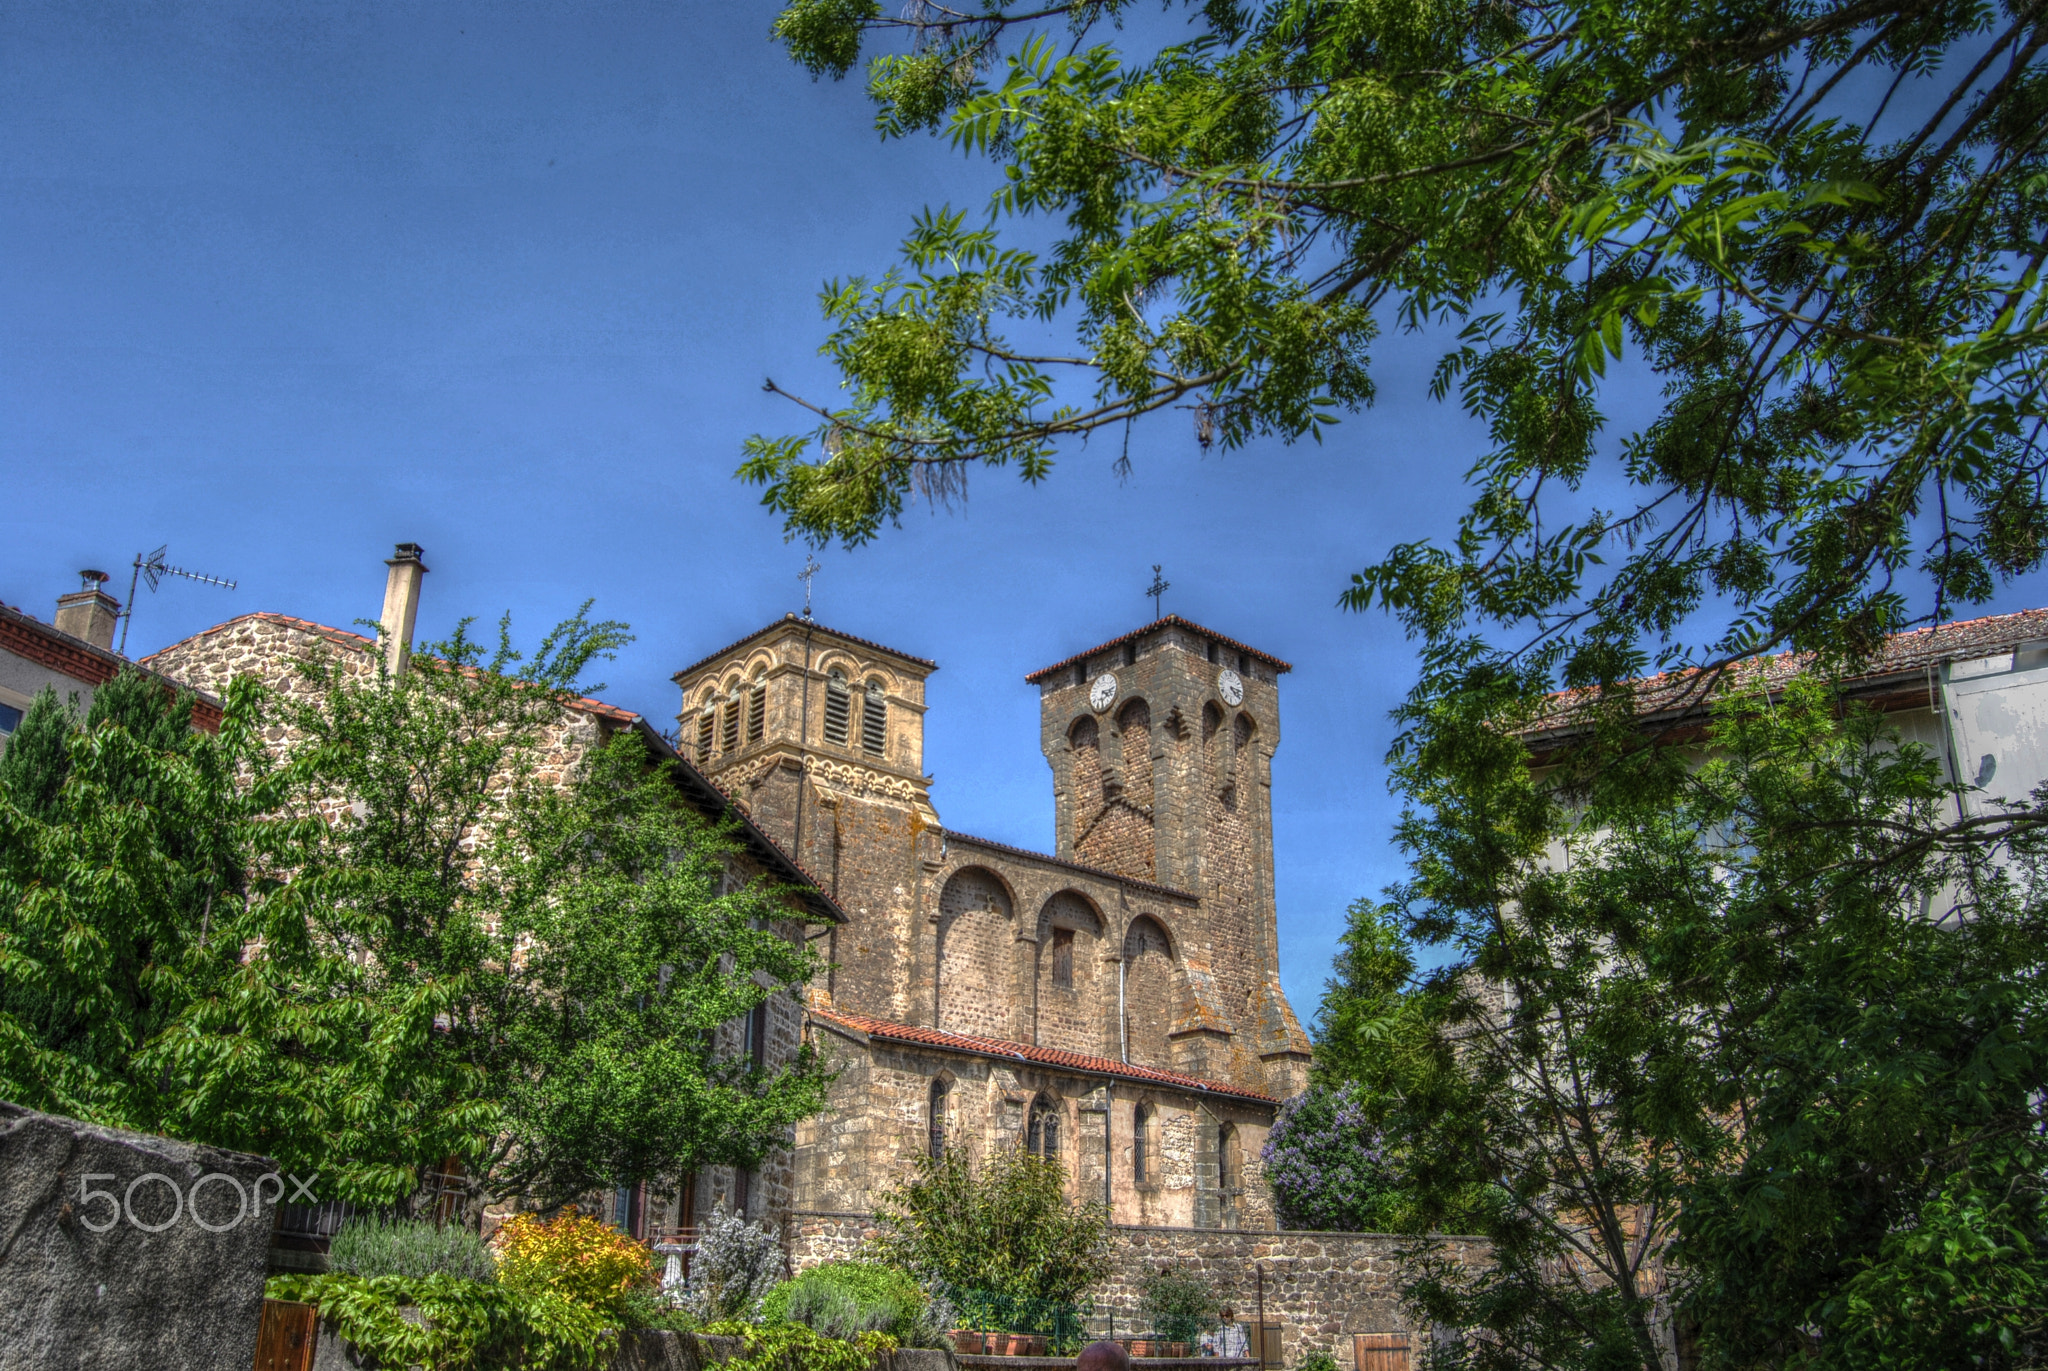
<box><xmin>672</xmin><ymin>614</ymin><xmax>939</xmax><ymax>1024</ymax></box>
<box><xmin>1027</xmin><ymin>616</ymin><xmax>1309</xmax><ymax>1093</ymax></box>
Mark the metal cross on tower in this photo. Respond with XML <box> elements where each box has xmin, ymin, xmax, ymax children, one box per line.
<box><xmin>1146</xmin><ymin>564</ymin><xmax>1170</xmax><ymax>619</ymax></box>
<box><xmin>797</xmin><ymin>554</ymin><xmax>820</xmax><ymax>620</ymax></box>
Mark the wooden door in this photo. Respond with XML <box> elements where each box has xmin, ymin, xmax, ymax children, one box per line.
<box><xmin>1354</xmin><ymin>1332</ymin><xmax>1411</xmax><ymax>1371</ymax></box>
<box><xmin>252</xmin><ymin>1299</ymin><xmax>317</xmax><ymax>1371</ymax></box>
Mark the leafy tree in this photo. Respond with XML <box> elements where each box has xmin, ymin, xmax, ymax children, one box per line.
<box><xmin>0</xmin><ymin>673</ymin><xmax>287</xmax><ymax>1134</ymax></box>
<box><xmin>262</xmin><ymin>610</ymin><xmax>832</xmax><ymax>1208</ymax></box>
<box><xmin>876</xmin><ymin>1146</ymin><xmax>1112</xmax><ymax>1306</ymax></box>
<box><xmin>0</xmin><ymin>614</ymin><xmax>832</xmax><ymax>1211</ymax></box>
<box><xmin>1360</xmin><ymin>680</ymin><xmax>2047</xmax><ymax>1371</ymax></box>
<box><xmin>0</xmin><ymin>686</ymin><xmax>73</xmax><ymax>821</ymax></box>
<box><xmin>757</xmin><ymin>0</ymin><xmax>2046</xmax><ymax>686</ymax></box>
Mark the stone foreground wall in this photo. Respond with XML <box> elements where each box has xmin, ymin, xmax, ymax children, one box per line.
<box><xmin>0</xmin><ymin>1103</ymin><xmax>278</xmax><ymax>1371</ymax></box>
<box><xmin>788</xmin><ymin>1212</ymin><xmax>1488</xmax><ymax>1370</ymax></box>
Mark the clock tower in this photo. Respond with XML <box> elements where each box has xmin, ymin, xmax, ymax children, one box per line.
<box><xmin>1027</xmin><ymin>616</ymin><xmax>1309</xmax><ymax>1088</ymax></box>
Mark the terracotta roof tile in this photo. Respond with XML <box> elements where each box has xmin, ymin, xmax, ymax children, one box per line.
<box><xmin>1025</xmin><ymin>616</ymin><xmax>1291</xmax><ymax>684</ymax></box>
<box><xmin>1526</xmin><ymin>606</ymin><xmax>2048</xmax><ymax>736</ymax></box>
<box><xmin>143</xmin><ymin>611</ymin><xmax>843</xmax><ymax>919</ymax></box>
<box><xmin>3</xmin><ymin>600</ymin><xmax>224</xmax><ymax>731</ymax></box>
<box><xmin>673</xmin><ymin>614</ymin><xmax>937</xmax><ymax>683</ymax></box>
<box><xmin>810</xmin><ymin>1008</ymin><xmax>1276</xmax><ymax>1104</ymax></box>
<box><xmin>144</xmin><ymin>612</ymin><xmax>641</xmax><ymax>722</ymax></box>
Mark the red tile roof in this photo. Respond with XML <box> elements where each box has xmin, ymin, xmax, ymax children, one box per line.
<box><xmin>143</xmin><ymin>612</ymin><xmax>844</xmax><ymax>921</ymax></box>
<box><xmin>2</xmin><ymin>600</ymin><xmax>224</xmax><ymax>731</ymax></box>
<box><xmin>143</xmin><ymin>613</ymin><xmax>640</xmax><ymax>722</ymax></box>
<box><xmin>1526</xmin><ymin>605</ymin><xmax>2048</xmax><ymax>736</ymax></box>
<box><xmin>810</xmin><ymin>1008</ymin><xmax>1277</xmax><ymax>1104</ymax></box>
<box><xmin>672</xmin><ymin>613</ymin><xmax>937</xmax><ymax>683</ymax></box>
<box><xmin>1025</xmin><ymin>616</ymin><xmax>1291</xmax><ymax>684</ymax></box>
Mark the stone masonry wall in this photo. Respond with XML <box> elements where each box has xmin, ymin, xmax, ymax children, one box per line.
<box><xmin>787</xmin><ymin>1212</ymin><xmax>1489</xmax><ymax>1371</ymax></box>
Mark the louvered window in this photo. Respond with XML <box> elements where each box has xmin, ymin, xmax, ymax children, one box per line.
<box><xmin>861</xmin><ymin>682</ymin><xmax>886</xmax><ymax>756</ymax></box>
<box><xmin>747</xmin><ymin>682</ymin><xmax>766</xmax><ymax>742</ymax></box>
<box><xmin>721</xmin><ymin>695</ymin><xmax>740</xmax><ymax>752</ymax></box>
<box><xmin>696</xmin><ymin>712</ymin><xmax>714</xmax><ymax>763</ymax></box>
<box><xmin>824</xmin><ymin>672</ymin><xmax>850</xmax><ymax>745</ymax></box>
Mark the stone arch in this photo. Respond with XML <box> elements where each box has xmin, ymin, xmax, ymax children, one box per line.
<box><xmin>1196</xmin><ymin>1110</ymin><xmax>1247</xmax><ymax>1229</ymax></box>
<box><xmin>1025</xmin><ymin>1092</ymin><xmax>1062</xmax><ymax>1160</ymax></box>
<box><xmin>1120</xmin><ymin>915</ymin><xmax>1176</xmax><ymax>1068</ymax></box>
<box><xmin>1034</xmin><ymin>891</ymin><xmax>1105</xmax><ymax>1053</ymax></box>
<box><xmin>927</xmin><ymin>1071</ymin><xmax>957</xmax><ymax>1159</ymax></box>
<box><xmin>1131</xmin><ymin>1100</ymin><xmax>1159</xmax><ymax>1184</ymax></box>
<box><xmin>1201</xmin><ymin>701</ymin><xmax>1223</xmax><ymax>742</ymax></box>
<box><xmin>1233</xmin><ymin>711</ymin><xmax>1256</xmax><ymax>749</ymax></box>
<box><xmin>937</xmin><ymin>867</ymin><xmax>1015</xmax><ymax>1039</ymax></box>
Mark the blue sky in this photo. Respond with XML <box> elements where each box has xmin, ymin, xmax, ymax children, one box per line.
<box><xmin>4</xmin><ymin>2</ymin><xmax>2036</xmax><ymax>1018</ymax></box>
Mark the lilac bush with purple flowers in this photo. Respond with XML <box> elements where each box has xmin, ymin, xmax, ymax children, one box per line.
<box><xmin>1260</xmin><ymin>1085</ymin><xmax>1401</xmax><ymax>1233</ymax></box>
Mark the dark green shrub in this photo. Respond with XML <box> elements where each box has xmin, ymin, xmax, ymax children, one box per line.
<box><xmin>875</xmin><ymin>1148</ymin><xmax>1111</xmax><ymax>1306</ymax></box>
<box><xmin>329</xmin><ymin>1215</ymin><xmax>497</xmax><ymax>1284</ymax></box>
<box><xmin>1139</xmin><ymin>1264</ymin><xmax>1217</xmax><ymax>1343</ymax></box>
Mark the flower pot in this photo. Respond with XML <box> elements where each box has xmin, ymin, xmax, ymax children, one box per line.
<box><xmin>950</xmin><ymin>1331</ymin><xmax>986</xmax><ymax>1355</ymax></box>
<box><xmin>1129</xmin><ymin>1340</ymin><xmax>1161</xmax><ymax>1358</ymax></box>
<box><xmin>1166</xmin><ymin>1343</ymin><xmax>1191</xmax><ymax>1358</ymax></box>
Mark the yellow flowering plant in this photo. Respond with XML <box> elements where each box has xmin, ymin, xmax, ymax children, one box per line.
<box><xmin>492</xmin><ymin>1212</ymin><xmax>654</xmax><ymax>1318</ymax></box>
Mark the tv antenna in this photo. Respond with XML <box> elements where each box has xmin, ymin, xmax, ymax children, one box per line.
<box><xmin>118</xmin><ymin>545</ymin><xmax>238</xmax><ymax>655</ymax></box>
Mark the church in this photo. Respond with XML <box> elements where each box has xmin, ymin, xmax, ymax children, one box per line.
<box><xmin>129</xmin><ymin>545</ymin><xmax>1313</xmax><ymax>1247</ymax></box>
<box><xmin>671</xmin><ymin>611</ymin><xmax>1313</xmax><ymax>1238</ymax></box>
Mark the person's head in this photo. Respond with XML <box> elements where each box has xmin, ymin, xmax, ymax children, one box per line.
<box><xmin>1077</xmin><ymin>1340</ymin><xmax>1133</xmax><ymax>1371</ymax></box>
<box><xmin>1220</xmin><ymin>1307</ymin><xmax>1236</xmax><ymax>1323</ymax></box>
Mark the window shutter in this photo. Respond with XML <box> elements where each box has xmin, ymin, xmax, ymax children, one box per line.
<box><xmin>747</xmin><ymin>683</ymin><xmax>766</xmax><ymax>742</ymax></box>
<box><xmin>825</xmin><ymin>675</ymin><xmax>850</xmax><ymax>745</ymax></box>
<box><xmin>861</xmin><ymin>685</ymin><xmax>886</xmax><ymax>755</ymax></box>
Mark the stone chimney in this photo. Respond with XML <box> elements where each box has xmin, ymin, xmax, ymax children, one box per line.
<box><xmin>54</xmin><ymin>571</ymin><xmax>121</xmax><ymax>651</ymax></box>
<box><xmin>378</xmin><ymin>543</ymin><xmax>428</xmax><ymax>680</ymax></box>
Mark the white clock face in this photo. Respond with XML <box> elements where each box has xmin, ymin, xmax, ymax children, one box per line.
<box><xmin>1218</xmin><ymin>668</ymin><xmax>1244</xmax><ymax>706</ymax></box>
<box><xmin>1089</xmin><ymin>672</ymin><xmax>1119</xmax><ymax>712</ymax></box>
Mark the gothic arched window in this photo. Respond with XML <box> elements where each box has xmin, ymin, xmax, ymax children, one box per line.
<box><xmin>824</xmin><ymin>670</ymin><xmax>850</xmax><ymax>746</ymax></box>
<box><xmin>928</xmin><ymin>1079</ymin><xmax>950</xmax><ymax>1159</ymax></box>
<box><xmin>1218</xmin><ymin>1123</ymin><xmax>1243</xmax><ymax>1228</ymax></box>
<box><xmin>1026</xmin><ymin>1096</ymin><xmax>1061</xmax><ymax>1160</ymax></box>
<box><xmin>861</xmin><ymin>679</ymin><xmax>887</xmax><ymax>756</ymax></box>
<box><xmin>1132</xmin><ymin>1103</ymin><xmax>1154</xmax><ymax>1183</ymax></box>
